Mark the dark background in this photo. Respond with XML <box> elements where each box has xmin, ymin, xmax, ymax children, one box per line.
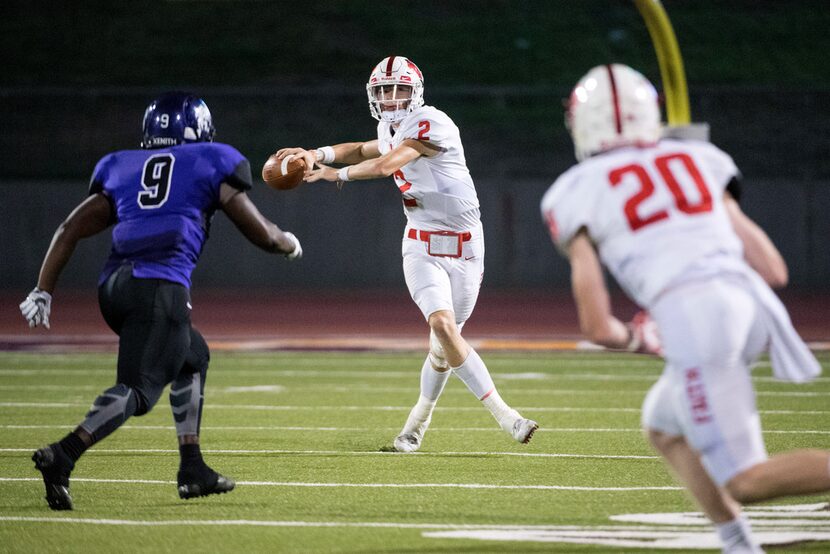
<box><xmin>2</xmin><ymin>1</ymin><xmax>829</xmax><ymax>291</ymax></box>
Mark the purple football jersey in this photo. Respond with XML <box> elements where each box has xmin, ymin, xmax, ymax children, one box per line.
<box><xmin>89</xmin><ymin>142</ymin><xmax>252</xmax><ymax>287</ymax></box>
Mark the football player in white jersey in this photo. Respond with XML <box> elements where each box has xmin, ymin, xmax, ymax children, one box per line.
<box><xmin>541</xmin><ymin>64</ymin><xmax>828</xmax><ymax>553</ymax></box>
<box><xmin>276</xmin><ymin>56</ymin><xmax>537</xmax><ymax>452</ymax></box>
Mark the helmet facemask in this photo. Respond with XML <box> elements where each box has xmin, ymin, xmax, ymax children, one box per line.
<box><xmin>368</xmin><ymin>84</ymin><xmax>415</xmax><ymax>122</ymax></box>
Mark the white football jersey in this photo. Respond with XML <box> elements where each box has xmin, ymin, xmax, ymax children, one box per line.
<box><xmin>541</xmin><ymin>139</ymin><xmax>744</xmax><ymax>307</ymax></box>
<box><xmin>377</xmin><ymin>105</ymin><xmax>480</xmax><ymax>231</ymax></box>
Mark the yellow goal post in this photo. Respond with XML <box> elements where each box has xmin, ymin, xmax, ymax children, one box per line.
<box><xmin>634</xmin><ymin>0</ymin><xmax>708</xmax><ymax>139</ymax></box>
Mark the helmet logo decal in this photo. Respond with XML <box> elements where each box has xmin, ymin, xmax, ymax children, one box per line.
<box><xmin>193</xmin><ymin>102</ymin><xmax>212</xmax><ymax>138</ymax></box>
<box><xmin>406</xmin><ymin>60</ymin><xmax>423</xmax><ymax>80</ymax></box>
<box><xmin>605</xmin><ymin>65</ymin><xmax>623</xmax><ymax>135</ymax></box>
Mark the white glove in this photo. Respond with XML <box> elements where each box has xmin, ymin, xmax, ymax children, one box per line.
<box><xmin>626</xmin><ymin>310</ymin><xmax>662</xmax><ymax>356</ymax></box>
<box><xmin>19</xmin><ymin>288</ymin><xmax>52</xmax><ymax>329</ymax></box>
<box><xmin>283</xmin><ymin>231</ymin><xmax>302</xmax><ymax>261</ymax></box>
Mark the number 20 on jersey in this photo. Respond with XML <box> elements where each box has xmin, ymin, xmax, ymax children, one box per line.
<box><xmin>609</xmin><ymin>152</ymin><xmax>713</xmax><ymax>232</ymax></box>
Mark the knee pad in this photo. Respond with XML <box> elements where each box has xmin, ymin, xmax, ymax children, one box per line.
<box><xmin>641</xmin><ymin>375</ymin><xmax>682</xmax><ymax>436</ymax></box>
<box><xmin>428</xmin><ymin>329</ymin><xmax>449</xmax><ymax>371</ymax></box>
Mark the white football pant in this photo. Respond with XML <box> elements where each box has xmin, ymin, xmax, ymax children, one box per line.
<box><xmin>641</xmin><ymin>276</ymin><xmax>770</xmax><ymax>485</ymax></box>
<box><xmin>402</xmin><ymin>224</ymin><xmax>484</xmax><ymax>325</ymax></box>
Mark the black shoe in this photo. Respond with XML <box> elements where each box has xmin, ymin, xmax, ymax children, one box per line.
<box><xmin>32</xmin><ymin>443</ymin><xmax>75</xmax><ymax>511</ymax></box>
<box><xmin>177</xmin><ymin>465</ymin><xmax>235</xmax><ymax>499</ymax></box>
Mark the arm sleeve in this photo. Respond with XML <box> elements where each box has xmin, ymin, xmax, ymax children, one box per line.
<box><xmin>214</xmin><ymin>144</ymin><xmax>253</xmax><ymax>192</ymax></box>
<box><xmin>88</xmin><ymin>154</ymin><xmax>112</xmax><ymax>196</ymax></box>
<box><xmin>88</xmin><ymin>155</ymin><xmax>117</xmax><ymax>223</ymax></box>
<box><xmin>725</xmin><ymin>176</ymin><xmax>742</xmax><ymax>203</ymax></box>
<box><xmin>698</xmin><ymin>141</ymin><xmax>741</xmax><ymax>195</ymax></box>
<box><xmin>225</xmin><ymin>159</ymin><xmax>253</xmax><ymax>192</ymax></box>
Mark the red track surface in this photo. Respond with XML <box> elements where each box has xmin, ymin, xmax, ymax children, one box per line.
<box><xmin>1</xmin><ymin>288</ymin><xmax>827</xmax><ymax>351</ymax></box>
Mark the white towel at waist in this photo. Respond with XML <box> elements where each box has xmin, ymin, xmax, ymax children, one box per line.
<box><xmin>731</xmin><ymin>263</ymin><xmax>821</xmax><ymax>383</ymax></box>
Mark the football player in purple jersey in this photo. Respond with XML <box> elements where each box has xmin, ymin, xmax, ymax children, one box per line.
<box><xmin>20</xmin><ymin>91</ymin><xmax>302</xmax><ymax>510</ymax></box>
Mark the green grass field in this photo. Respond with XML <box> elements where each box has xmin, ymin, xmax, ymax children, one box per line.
<box><xmin>1</xmin><ymin>350</ymin><xmax>828</xmax><ymax>552</ymax></box>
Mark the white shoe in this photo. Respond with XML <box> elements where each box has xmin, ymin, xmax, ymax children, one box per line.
<box><xmin>393</xmin><ymin>414</ymin><xmax>431</xmax><ymax>453</ymax></box>
<box><xmin>511</xmin><ymin>418</ymin><xmax>538</xmax><ymax>444</ymax></box>
<box><xmin>722</xmin><ymin>537</ymin><xmax>765</xmax><ymax>554</ymax></box>
<box><xmin>393</xmin><ymin>433</ymin><xmax>422</xmax><ymax>453</ymax></box>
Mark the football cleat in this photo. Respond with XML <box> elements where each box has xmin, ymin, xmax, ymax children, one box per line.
<box><xmin>511</xmin><ymin>418</ymin><xmax>539</xmax><ymax>444</ymax></box>
<box><xmin>722</xmin><ymin>535</ymin><xmax>765</xmax><ymax>554</ymax></box>
<box><xmin>32</xmin><ymin>443</ymin><xmax>75</xmax><ymax>511</ymax></box>
<box><xmin>393</xmin><ymin>411</ymin><xmax>431</xmax><ymax>453</ymax></box>
<box><xmin>393</xmin><ymin>432</ymin><xmax>423</xmax><ymax>453</ymax></box>
<box><xmin>177</xmin><ymin>465</ymin><xmax>235</xmax><ymax>499</ymax></box>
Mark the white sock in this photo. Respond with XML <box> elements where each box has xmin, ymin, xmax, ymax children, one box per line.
<box><xmin>451</xmin><ymin>349</ymin><xmax>521</xmax><ymax>431</ymax></box>
<box><xmin>420</xmin><ymin>356</ymin><xmax>450</xmax><ymax>401</ymax></box>
<box><xmin>400</xmin><ymin>395</ymin><xmax>435</xmax><ymax>435</ymax></box>
<box><xmin>452</xmin><ymin>349</ymin><xmax>495</xmax><ymax>399</ymax></box>
<box><xmin>482</xmin><ymin>389</ymin><xmax>521</xmax><ymax>432</ymax></box>
<box><xmin>717</xmin><ymin>516</ymin><xmax>761</xmax><ymax>553</ymax></box>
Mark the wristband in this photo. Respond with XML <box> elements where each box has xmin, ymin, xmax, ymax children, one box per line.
<box><xmin>337</xmin><ymin>166</ymin><xmax>352</xmax><ymax>182</ymax></box>
<box><xmin>316</xmin><ymin>146</ymin><xmax>335</xmax><ymax>164</ymax></box>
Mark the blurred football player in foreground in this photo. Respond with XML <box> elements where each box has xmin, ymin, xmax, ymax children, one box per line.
<box><xmin>541</xmin><ymin>64</ymin><xmax>827</xmax><ymax>553</ymax></box>
<box><xmin>276</xmin><ymin>56</ymin><xmax>537</xmax><ymax>452</ymax></box>
<box><xmin>20</xmin><ymin>92</ymin><xmax>302</xmax><ymax>510</ymax></box>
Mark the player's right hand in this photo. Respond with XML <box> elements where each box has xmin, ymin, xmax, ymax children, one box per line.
<box><xmin>282</xmin><ymin>231</ymin><xmax>302</xmax><ymax>261</ymax></box>
<box><xmin>19</xmin><ymin>287</ymin><xmax>52</xmax><ymax>329</ymax></box>
<box><xmin>626</xmin><ymin>311</ymin><xmax>662</xmax><ymax>356</ymax></box>
<box><xmin>275</xmin><ymin>148</ymin><xmax>316</xmax><ymax>176</ymax></box>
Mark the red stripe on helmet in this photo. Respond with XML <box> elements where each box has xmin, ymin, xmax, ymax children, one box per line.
<box><xmin>385</xmin><ymin>56</ymin><xmax>396</xmax><ymax>77</ymax></box>
<box><xmin>606</xmin><ymin>64</ymin><xmax>623</xmax><ymax>135</ymax></box>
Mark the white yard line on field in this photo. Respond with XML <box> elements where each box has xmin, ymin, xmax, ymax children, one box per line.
<box><xmin>0</xmin><ymin>476</ymin><xmax>681</xmax><ymax>491</ymax></box>
<box><xmin>2</xmin><ymin>365</ymin><xmax>826</xmax><ymax>383</ymax></box>
<box><xmin>0</xmin><ymin>447</ymin><xmax>660</xmax><ymax>459</ymax></box>
<box><xmin>0</xmin><ymin>516</ymin><xmax>695</xmax><ymax>530</ymax></box>
<box><xmin>1</xmin><ymin>383</ymin><xmax>825</xmax><ymax>398</ymax></box>
<box><xmin>7</xmin><ymin>402</ymin><xmax>640</xmax><ymax>412</ymax></box>
<box><xmin>3</xmin><ymin>424</ymin><xmax>828</xmax><ymax>435</ymax></box>
<box><xmin>3</xmin><ymin>401</ymin><xmax>830</xmax><ymax>415</ymax></box>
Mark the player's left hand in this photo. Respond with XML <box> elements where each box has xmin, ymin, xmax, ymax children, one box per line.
<box><xmin>303</xmin><ymin>164</ymin><xmax>339</xmax><ymax>184</ymax></box>
<box><xmin>20</xmin><ymin>287</ymin><xmax>52</xmax><ymax>329</ymax></box>
<box><xmin>626</xmin><ymin>310</ymin><xmax>662</xmax><ymax>356</ymax></box>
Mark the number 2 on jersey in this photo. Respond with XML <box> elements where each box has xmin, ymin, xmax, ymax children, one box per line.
<box><xmin>417</xmin><ymin>120</ymin><xmax>430</xmax><ymax>140</ymax></box>
<box><xmin>609</xmin><ymin>152</ymin><xmax>713</xmax><ymax>232</ymax></box>
<box><xmin>393</xmin><ymin>169</ymin><xmax>413</xmax><ymax>193</ymax></box>
<box><xmin>138</xmin><ymin>154</ymin><xmax>175</xmax><ymax>209</ymax></box>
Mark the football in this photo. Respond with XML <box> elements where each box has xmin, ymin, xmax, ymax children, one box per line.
<box><xmin>262</xmin><ymin>154</ymin><xmax>306</xmax><ymax>190</ymax></box>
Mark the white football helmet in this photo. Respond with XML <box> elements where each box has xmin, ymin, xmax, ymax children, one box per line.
<box><xmin>566</xmin><ymin>64</ymin><xmax>661</xmax><ymax>161</ymax></box>
<box><xmin>366</xmin><ymin>56</ymin><xmax>425</xmax><ymax>122</ymax></box>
